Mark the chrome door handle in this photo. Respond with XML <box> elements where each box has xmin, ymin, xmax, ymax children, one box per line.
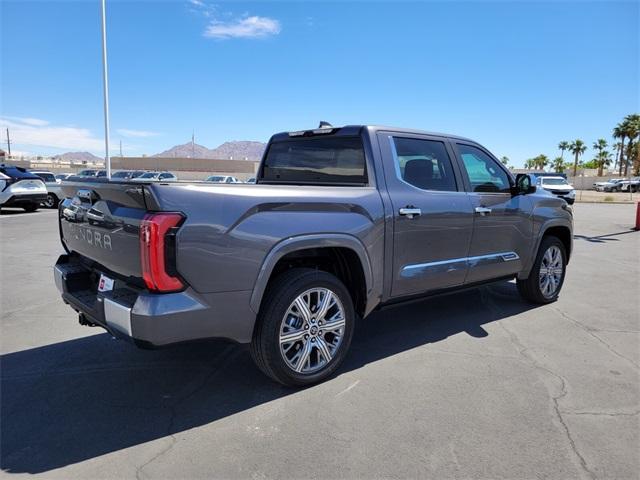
<box><xmin>399</xmin><ymin>207</ymin><xmax>421</xmax><ymax>219</ymax></box>
<box><xmin>475</xmin><ymin>206</ymin><xmax>492</xmax><ymax>215</ymax></box>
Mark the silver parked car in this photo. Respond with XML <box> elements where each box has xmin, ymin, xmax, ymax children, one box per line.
<box><xmin>206</xmin><ymin>175</ymin><xmax>241</xmax><ymax>183</ymax></box>
<box><xmin>137</xmin><ymin>171</ymin><xmax>178</xmax><ymax>182</ymax></box>
<box><xmin>30</xmin><ymin>170</ymin><xmax>63</xmax><ymax>208</ymax></box>
<box><xmin>593</xmin><ymin>178</ymin><xmax>625</xmax><ymax>192</ymax></box>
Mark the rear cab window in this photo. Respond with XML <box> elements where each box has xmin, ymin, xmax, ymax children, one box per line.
<box><xmin>260</xmin><ymin>135</ymin><xmax>368</xmax><ymax>186</ymax></box>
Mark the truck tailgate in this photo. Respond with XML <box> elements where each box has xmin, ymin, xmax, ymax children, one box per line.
<box><xmin>58</xmin><ymin>181</ymin><xmax>151</xmax><ymax>280</ymax></box>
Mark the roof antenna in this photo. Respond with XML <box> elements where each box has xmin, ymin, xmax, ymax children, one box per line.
<box><xmin>318</xmin><ymin>121</ymin><xmax>333</xmax><ymax>129</ymax></box>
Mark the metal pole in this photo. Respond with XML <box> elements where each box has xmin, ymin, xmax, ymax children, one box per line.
<box><xmin>6</xmin><ymin>128</ymin><xmax>11</xmax><ymax>157</ymax></box>
<box><xmin>100</xmin><ymin>0</ymin><xmax>111</xmax><ymax>179</ymax></box>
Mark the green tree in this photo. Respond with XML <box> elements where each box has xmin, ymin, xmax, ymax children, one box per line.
<box><xmin>592</xmin><ymin>139</ymin><xmax>608</xmax><ymax>176</ymax></box>
<box><xmin>613</xmin><ymin>124</ymin><xmax>626</xmax><ymax>175</ymax></box>
<box><xmin>551</xmin><ymin>156</ymin><xmax>565</xmax><ymax>173</ymax></box>
<box><xmin>500</xmin><ymin>156</ymin><xmax>509</xmax><ymax>166</ymax></box>
<box><xmin>622</xmin><ymin>114</ymin><xmax>640</xmax><ymax>176</ymax></box>
<box><xmin>557</xmin><ymin>141</ymin><xmax>570</xmax><ymax>160</ymax></box>
<box><xmin>593</xmin><ymin>150</ymin><xmax>612</xmax><ymax>176</ymax></box>
<box><xmin>535</xmin><ymin>154</ymin><xmax>549</xmax><ymax>170</ymax></box>
<box><xmin>569</xmin><ymin>140</ymin><xmax>587</xmax><ymax>176</ymax></box>
<box><xmin>524</xmin><ymin>159</ymin><xmax>535</xmax><ymax>169</ymax></box>
<box><xmin>612</xmin><ymin>141</ymin><xmax>622</xmax><ymax>171</ymax></box>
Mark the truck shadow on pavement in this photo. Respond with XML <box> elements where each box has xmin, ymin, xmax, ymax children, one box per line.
<box><xmin>1</xmin><ymin>281</ymin><xmax>535</xmax><ymax>474</ymax></box>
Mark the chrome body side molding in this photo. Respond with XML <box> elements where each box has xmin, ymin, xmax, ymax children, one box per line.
<box><xmin>401</xmin><ymin>251</ymin><xmax>520</xmax><ymax>279</ymax></box>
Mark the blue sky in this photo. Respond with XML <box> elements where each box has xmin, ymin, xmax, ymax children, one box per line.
<box><xmin>1</xmin><ymin>0</ymin><xmax>638</xmax><ymax>166</ymax></box>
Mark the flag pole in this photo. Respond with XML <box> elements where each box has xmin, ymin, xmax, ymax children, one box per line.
<box><xmin>100</xmin><ymin>0</ymin><xmax>111</xmax><ymax>179</ymax></box>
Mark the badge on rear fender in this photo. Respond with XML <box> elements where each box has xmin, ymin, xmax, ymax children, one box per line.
<box><xmin>98</xmin><ymin>274</ymin><xmax>114</xmax><ymax>292</ymax></box>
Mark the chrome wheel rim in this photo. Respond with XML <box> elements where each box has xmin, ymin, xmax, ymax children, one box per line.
<box><xmin>539</xmin><ymin>246</ymin><xmax>563</xmax><ymax>298</ymax></box>
<box><xmin>44</xmin><ymin>195</ymin><xmax>54</xmax><ymax>208</ymax></box>
<box><xmin>279</xmin><ymin>288</ymin><xmax>346</xmax><ymax>374</ymax></box>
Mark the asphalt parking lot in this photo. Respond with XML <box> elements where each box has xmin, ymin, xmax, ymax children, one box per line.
<box><xmin>1</xmin><ymin>204</ymin><xmax>638</xmax><ymax>479</ymax></box>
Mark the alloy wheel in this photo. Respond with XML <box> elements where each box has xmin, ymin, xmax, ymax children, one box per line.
<box><xmin>538</xmin><ymin>245</ymin><xmax>563</xmax><ymax>298</ymax></box>
<box><xmin>279</xmin><ymin>288</ymin><xmax>346</xmax><ymax>374</ymax></box>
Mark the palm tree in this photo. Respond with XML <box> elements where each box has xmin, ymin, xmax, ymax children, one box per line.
<box><xmin>558</xmin><ymin>141</ymin><xmax>569</xmax><ymax>160</ymax></box>
<box><xmin>569</xmin><ymin>140</ymin><xmax>587</xmax><ymax>176</ymax></box>
<box><xmin>552</xmin><ymin>156</ymin><xmax>564</xmax><ymax>173</ymax></box>
<box><xmin>594</xmin><ymin>150</ymin><xmax>612</xmax><ymax>176</ymax></box>
<box><xmin>524</xmin><ymin>159</ymin><xmax>534</xmax><ymax>169</ymax></box>
<box><xmin>592</xmin><ymin>139</ymin><xmax>608</xmax><ymax>175</ymax></box>
<box><xmin>613</xmin><ymin>125</ymin><xmax>626</xmax><ymax>175</ymax></box>
<box><xmin>622</xmin><ymin>114</ymin><xmax>640</xmax><ymax>176</ymax></box>
<box><xmin>612</xmin><ymin>141</ymin><xmax>622</xmax><ymax>171</ymax></box>
<box><xmin>534</xmin><ymin>154</ymin><xmax>549</xmax><ymax>170</ymax></box>
<box><xmin>500</xmin><ymin>156</ymin><xmax>509</xmax><ymax>166</ymax></box>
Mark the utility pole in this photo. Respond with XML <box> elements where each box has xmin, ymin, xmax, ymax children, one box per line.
<box><xmin>119</xmin><ymin>140</ymin><xmax>123</xmax><ymax>158</ymax></box>
<box><xmin>191</xmin><ymin>130</ymin><xmax>195</xmax><ymax>159</ymax></box>
<box><xmin>100</xmin><ymin>0</ymin><xmax>112</xmax><ymax>178</ymax></box>
<box><xmin>6</xmin><ymin>128</ymin><xmax>11</xmax><ymax>157</ymax></box>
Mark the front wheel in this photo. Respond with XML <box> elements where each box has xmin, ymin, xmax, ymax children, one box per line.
<box><xmin>517</xmin><ymin>236</ymin><xmax>567</xmax><ymax>304</ymax></box>
<box><xmin>250</xmin><ymin>268</ymin><xmax>355</xmax><ymax>386</ymax></box>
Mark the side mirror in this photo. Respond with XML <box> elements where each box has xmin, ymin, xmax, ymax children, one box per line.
<box><xmin>514</xmin><ymin>174</ymin><xmax>536</xmax><ymax>195</ymax></box>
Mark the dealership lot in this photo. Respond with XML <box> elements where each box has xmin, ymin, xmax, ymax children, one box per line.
<box><xmin>1</xmin><ymin>204</ymin><xmax>638</xmax><ymax>479</ymax></box>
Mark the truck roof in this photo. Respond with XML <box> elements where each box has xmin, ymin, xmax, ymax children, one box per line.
<box><xmin>269</xmin><ymin>125</ymin><xmax>476</xmax><ymax>143</ymax></box>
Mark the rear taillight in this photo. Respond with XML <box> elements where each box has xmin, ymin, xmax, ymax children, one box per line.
<box><xmin>140</xmin><ymin>212</ymin><xmax>185</xmax><ymax>292</ymax></box>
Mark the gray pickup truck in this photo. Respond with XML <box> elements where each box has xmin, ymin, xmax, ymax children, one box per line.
<box><xmin>54</xmin><ymin>124</ymin><xmax>573</xmax><ymax>385</ymax></box>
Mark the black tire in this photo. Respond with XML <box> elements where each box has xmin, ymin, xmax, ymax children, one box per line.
<box><xmin>23</xmin><ymin>203</ymin><xmax>39</xmax><ymax>212</ymax></box>
<box><xmin>517</xmin><ymin>236</ymin><xmax>567</xmax><ymax>304</ymax></box>
<box><xmin>43</xmin><ymin>193</ymin><xmax>58</xmax><ymax>208</ymax></box>
<box><xmin>250</xmin><ymin>268</ymin><xmax>355</xmax><ymax>387</ymax></box>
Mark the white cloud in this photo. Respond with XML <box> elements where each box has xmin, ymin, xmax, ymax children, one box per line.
<box><xmin>204</xmin><ymin>15</ymin><xmax>281</xmax><ymax>39</ymax></box>
<box><xmin>4</xmin><ymin>116</ymin><xmax>50</xmax><ymax>127</ymax></box>
<box><xmin>0</xmin><ymin>116</ymin><xmax>104</xmax><ymax>152</ymax></box>
<box><xmin>117</xmin><ymin>128</ymin><xmax>160</xmax><ymax>138</ymax></box>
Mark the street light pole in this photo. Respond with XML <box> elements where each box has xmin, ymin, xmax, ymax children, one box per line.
<box><xmin>100</xmin><ymin>0</ymin><xmax>111</xmax><ymax>179</ymax></box>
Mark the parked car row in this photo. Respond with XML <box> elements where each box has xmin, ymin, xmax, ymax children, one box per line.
<box><xmin>2</xmin><ymin>165</ymin><xmax>260</xmax><ymax>212</ymax></box>
<box><xmin>592</xmin><ymin>177</ymin><xmax>640</xmax><ymax>192</ymax></box>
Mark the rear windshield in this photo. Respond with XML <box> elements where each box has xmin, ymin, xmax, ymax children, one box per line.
<box><xmin>139</xmin><ymin>172</ymin><xmax>158</xmax><ymax>179</ymax></box>
<box><xmin>261</xmin><ymin>136</ymin><xmax>367</xmax><ymax>185</ymax></box>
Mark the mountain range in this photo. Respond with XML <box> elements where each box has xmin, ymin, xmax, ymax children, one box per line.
<box><xmin>54</xmin><ymin>140</ymin><xmax>267</xmax><ymax>163</ymax></box>
<box><xmin>53</xmin><ymin>151</ymin><xmax>103</xmax><ymax>163</ymax></box>
<box><xmin>152</xmin><ymin>140</ymin><xmax>266</xmax><ymax>161</ymax></box>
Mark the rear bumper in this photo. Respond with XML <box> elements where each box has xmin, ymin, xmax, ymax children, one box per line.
<box><xmin>1</xmin><ymin>193</ymin><xmax>48</xmax><ymax>207</ymax></box>
<box><xmin>54</xmin><ymin>255</ymin><xmax>256</xmax><ymax>346</ymax></box>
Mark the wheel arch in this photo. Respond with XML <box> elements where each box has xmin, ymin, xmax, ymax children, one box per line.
<box><xmin>250</xmin><ymin>234</ymin><xmax>374</xmax><ymax>318</ymax></box>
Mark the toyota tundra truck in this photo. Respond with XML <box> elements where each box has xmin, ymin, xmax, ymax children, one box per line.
<box><xmin>54</xmin><ymin>124</ymin><xmax>573</xmax><ymax>386</ymax></box>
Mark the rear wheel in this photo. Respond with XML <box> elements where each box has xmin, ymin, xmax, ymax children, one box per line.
<box><xmin>517</xmin><ymin>236</ymin><xmax>567</xmax><ymax>304</ymax></box>
<box><xmin>43</xmin><ymin>193</ymin><xmax>58</xmax><ymax>208</ymax></box>
<box><xmin>250</xmin><ymin>268</ymin><xmax>355</xmax><ymax>386</ymax></box>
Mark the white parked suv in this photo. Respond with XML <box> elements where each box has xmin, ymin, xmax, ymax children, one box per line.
<box><xmin>0</xmin><ymin>164</ymin><xmax>47</xmax><ymax>212</ymax></box>
<box><xmin>536</xmin><ymin>176</ymin><xmax>576</xmax><ymax>204</ymax></box>
<box><xmin>31</xmin><ymin>170</ymin><xmax>63</xmax><ymax>208</ymax></box>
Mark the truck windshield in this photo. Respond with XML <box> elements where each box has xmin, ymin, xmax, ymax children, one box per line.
<box><xmin>261</xmin><ymin>136</ymin><xmax>367</xmax><ymax>185</ymax></box>
<box><xmin>543</xmin><ymin>178</ymin><xmax>568</xmax><ymax>185</ymax></box>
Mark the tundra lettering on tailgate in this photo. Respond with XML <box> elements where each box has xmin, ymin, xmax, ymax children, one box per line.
<box><xmin>68</xmin><ymin>223</ymin><xmax>112</xmax><ymax>250</ymax></box>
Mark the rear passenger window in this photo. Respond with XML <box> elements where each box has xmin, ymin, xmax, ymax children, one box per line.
<box><xmin>391</xmin><ymin>137</ymin><xmax>457</xmax><ymax>192</ymax></box>
<box><xmin>458</xmin><ymin>144</ymin><xmax>511</xmax><ymax>193</ymax></box>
